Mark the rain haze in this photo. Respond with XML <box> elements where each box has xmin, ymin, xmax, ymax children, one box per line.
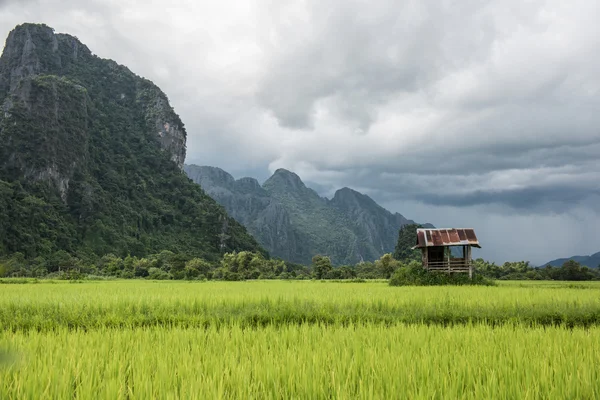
<box><xmin>2</xmin><ymin>0</ymin><xmax>599</xmax><ymax>265</ymax></box>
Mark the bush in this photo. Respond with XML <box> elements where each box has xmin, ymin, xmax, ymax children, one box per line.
<box><xmin>222</xmin><ymin>271</ymin><xmax>241</xmax><ymax>281</ymax></box>
<box><xmin>389</xmin><ymin>265</ymin><xmax>495</xmax><ymax>286</ymax></box>
<box><xmin>148</xmin><ymin>267</ymin><xmax>171</xmax><ymax>280</ymax></box>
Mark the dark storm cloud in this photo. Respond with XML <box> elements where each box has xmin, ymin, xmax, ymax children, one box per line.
<box><xmin>417</xmin><ymin>187</ymin><xmax>600</xmax><ymax>212</ymax></box>
<box><xmin>310</xmin><ymin>161</ymin><xmax>600</xmax><ymax>215</ymax></box>
<box><xmin>258</xmin><ymin>0</ymin><xmax>599</xmax><ymax>216</ymax></box>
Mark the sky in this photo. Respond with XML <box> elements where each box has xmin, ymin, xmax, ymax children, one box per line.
<box><xmin>1</xmin><ymin>0</ymin><xmax>599</xmax><ymax>264</ymax></box>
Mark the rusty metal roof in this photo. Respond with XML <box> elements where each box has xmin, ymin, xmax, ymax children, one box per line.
<box><xmin>412</xmin><ymin>228</ymin><xmax>481</xmax><ymax>249</ymax></box>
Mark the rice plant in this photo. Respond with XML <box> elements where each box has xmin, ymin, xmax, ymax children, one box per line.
<box><xmin>1</xmin><ymin>324</ymin><xmax>599</xmax><ymax>399</ymax></box>
<box><xmin>1</xmin><ymin>280</ymin><xmax>600</xmax><ymax>331</ymax></box>
<box><xmin>1</xmin><ymin>280</ymin><xmax>599</xmax><ymax>398</ymax></box>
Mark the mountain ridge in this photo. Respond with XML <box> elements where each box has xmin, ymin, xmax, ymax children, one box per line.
<box><xmin>184</xmin><ymin>164</ymin><xmax>428</xmax><ymax>265</ymax></box>
<box><xmin>544</xmin><ymin>252</ymin><xmax>600</xmax><ymax>268</ymax></box>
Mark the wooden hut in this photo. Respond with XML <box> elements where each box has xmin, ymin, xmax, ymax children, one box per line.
<box><xmin>412</xmin><ymin>228</ymin><xmax>481</xmax><ymax>279</ymax></box>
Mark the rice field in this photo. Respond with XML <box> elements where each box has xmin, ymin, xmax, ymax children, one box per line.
<box><xmin>2</xmin><ymin>280</ymin><xmax>600</xmax><ymax>398</ymax></box>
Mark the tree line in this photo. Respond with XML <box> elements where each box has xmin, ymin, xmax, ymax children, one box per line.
<box><xmin>0</xmin><ymin>250</ymin><xmax>400</xmax><ymax>281</ymax></box>
<box><xmin>2</xmin><ymin>249</ymin><xmax>597</xmax><ymax>281</ymax></box>
<box><xmin>1</xmin><ymin>223</ymin><xmax>598</xmax><ymax>281</ymax></box>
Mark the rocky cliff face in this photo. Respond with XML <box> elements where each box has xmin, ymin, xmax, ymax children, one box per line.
<box><xmin>1</xmin><ymin>75</ymin><xmax>89</xmax><ymax>200</ymax></box>
<box><xmin>185</xmin><ymin>165</ymin><xmax>270</xmax><ymax>226</ymax></box>
<box><xmin>0</xmin><ymin>23</ymin><xmax>263</xmax><ymax>260</ymax></box>
<box><xmin>330</xmin><ymin>187</ymin><xmax>414</xmax><ymax>255</ymax></box>
<box><xmin>185</xmin><ymin>164</ymin><xmax>425</xmax><ymax>265</ymax></box>
<box><xmin>137</xmin><ymin>86</ymin><xmax>186</xmax><ymax>168</ymax></box>
<box><xmin>184</xmin><ymin>165</ymin><xmax>309</xmax><ymax>262</ymax></box>
<box><xmin>0</xmin><ymin>23</ymin><xmax>186</xmax><ymax>172</ymax></box>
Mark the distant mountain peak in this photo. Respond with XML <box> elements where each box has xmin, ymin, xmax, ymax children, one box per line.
<box><xmin>264</xmin><ymin>168</ymin><xmax>308</xmax><ymax>193</ymax></box>
<box><xmin>334</xmin><ymin>186</ymin><xmax>367</xmax><ymax>199</ymax></box>
<box><xmin>186</xmin><ymin>165</ymin><xmax>428</xmax><ymax>265</ymax></box>
<box><xmin>272</xmin><ymin>168</ymin><xmax>302</xmax><ymax>181</ymax></box>
<box><xmin>544</xmin><ymin>251</ymin><xmax>600</xmax><ymax>268</ymax></box>
<box><xmin>184</xmin><ymin>165</ymin><xmax>235</xmax><ymax>186</ymax></box>
<box><xmin>1</xmin><ymin>23</ymin><xmax>92</xmax><ymax>98</ymax></box>
<box><xmin>335</xmin><ymin>187</ymin><xmax>360</xmax><ymax>195</ymax></box>
<box><xmin>332</xmin><ymin>187</ymin><xmax>382</xmax><ymax>210</ymax></box>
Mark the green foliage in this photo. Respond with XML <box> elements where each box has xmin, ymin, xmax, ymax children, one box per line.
<box><xmin>393</xmin><ymin>224</ymin><xmax>422</xmax><ymax>262</ymax></box>
<box><xmin>184</xmin><ymin>258</ymin><xmax>212</xmax><ymax>280</ymax></box>
<box><xmin>2</xmin><ymin>245</ymin><xmax>595</xmax><ymax>283</ymax></box>
<box><xmin>311</xmin><ymin>254</ymin><xmax>333</xmax><ymax>279</ymax></box>
<box><xmin>147</xmin><ymin>267</ymin><xmax>171</xmax><ymax>280</ymax></box>
<box><xmin>549</xmin><ymin>260</ymin><xmax>597</xmax><ymax>281</ymax></box>
<box><xmin>475</xmin><ymin>258</ymin><xmax>600</xmax><ymax>281</ymax></box>
<box><xmin>220</xmin><ymin>251</ymin><xmax>285</xmax><ymax>280</ymax></box>
<box><xmin>0</xmin><ymin>24</ymin><xmax>264</xmax><ymax>264</ymax></box>
<box><xmin>389</xmin><ymin>263</ymin><xmax>495</xmax><ymax>286</ymax></box>
<box><xmin>375</xmin><ymin>253</ymin><xmax>401</xmax><ymax>279</ymax></box>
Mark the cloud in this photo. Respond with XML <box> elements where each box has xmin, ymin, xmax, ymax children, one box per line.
<box><xmin>1</xmin><ymin>0</ymin><xmax>599</xmax><ymax>262</ymax></box>
<box><xmin>258</xmin><ymin>0</ymin><xmax>600</xmax><ymax>212</ymax></box>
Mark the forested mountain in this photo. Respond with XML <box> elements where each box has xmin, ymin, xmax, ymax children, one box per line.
<box><xmin>0</xmin><ymin>23</ymin><xmax>264</xmax><ymax>263</ymax></box>
<box><xmin>544</xmin><ymin>252</ymin><xmax>600</xmax><ymax>268</ymax></box>
<box><xmin>185</xmin><ymin>164</ymin><xmax>428</xmax><ymax>265</ymax></box>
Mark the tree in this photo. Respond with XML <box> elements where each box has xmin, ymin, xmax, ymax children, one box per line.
<box><xmin>7</xmin><ymin>252</ymin><xmax>26</xmax><ymax>275</ymax></box>
<box><xmin>185</xmin><ymin>258</ymin><xmax>212</xmax><ymax>279</ymax></box>
<box><xmin>393</xmin><ymin>224</ymin><xmax>422</xmax><ymax>262</ymax></box>
<box><xmin>338</xmin><ymin>266</ymin><xmax>357</xmax><ymax>279</ymax></box>
<box><xmin>312</xmin><ymin>255</ymin><xmax>332</xmax><ymax>279</ymax></box>
<box><xmin>99</xmin><ymin>253</ymin><xmax>123</xmax><ymax>276</ymax></box>
<box><xmin>556</xmin><ymin>260</ymin><xmax>594</xmax><ymax>281</ymax></box>
<box><xmin>133</xmin><ymin>258</ymin><xmax>152</xmax><ymax>277</ymax></box>
<box><xmin>375</xmin><ymin>253</ymin><xmax>401</xmax><ymax>279</ymax></box>
<box><xmin>355</xmin><ymin>261</ymin><xmax>378</xmax><ymax>279</ymax></box>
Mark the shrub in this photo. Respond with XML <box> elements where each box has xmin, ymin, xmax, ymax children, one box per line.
<box><xmin>222</xmin><ymin>271</ymin><xmax>241</xmax><ymax>281</ymax></box>
<box><xmin>148</xmin><ymin>267</ymin><xmax>171</xmax><ymax>280</ymax></box>
<box><xmin>389</xmin><ymin>265</ymin><xmax>495</xmax><ymax>286</ymax></box>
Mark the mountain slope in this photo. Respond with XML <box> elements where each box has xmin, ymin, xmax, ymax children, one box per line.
<box><xmin>0</xmin><ymin>23</ymin><xmax>264</xmax><ymax>261</ymax></box>
<box><xmin>185</xmin><ymin>164</ymin><xmax>423</xmax><ymax>264</ymax></box>
<box><xmin>184</xmin><ymin>165</ymin><xmax>310</xmax><ymax>262</ymax></box>
<box><xmin>329</xmin><ymin>187</ymin><xmax>413</xmax><ymax>254</ymax></box>
<box><xmin>544</xmin><ymin>252</ymin><xmax>600</xmax><ymax>268</ymax></box>
<box><xmin>263</xmin><ymin>169</ymin><xmax>368</xmax><ymax>264</ymax></box>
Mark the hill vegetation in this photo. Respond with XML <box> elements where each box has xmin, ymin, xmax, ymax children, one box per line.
<box><xmin>0</xmin><ymin>23</ymin><xmax>263</xmax><ymax>264</ymax></box>
<box><xmin>544</xmin><ymin>252</ymin><xmax>600</xmax><ymax>269</ymax></box>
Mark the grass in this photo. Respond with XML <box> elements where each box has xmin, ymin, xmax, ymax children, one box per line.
<box><xmin>2</xmin><ymin>324</ymin><xmax>599</xmax><ymax>399</ymax></box>
<box><xmin>1</xmin><ymin>280</ymin><xmax>600</xmax><ymax>398</ymax></box>
<box><xmin>1</xmin><ymin>280</ymin><xmax>600</xmax><ymax>331</ymax></box>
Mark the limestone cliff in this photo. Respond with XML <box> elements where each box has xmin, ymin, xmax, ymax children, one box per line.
<box><xmin>0</xmin><ymin>23</ymin><xmax>186</xmax><ymax>173</ymax></box>
<box><xmin>0</xmin><ymin>23</ymin><xmax>263</xmax><ymax>260</ymax></box>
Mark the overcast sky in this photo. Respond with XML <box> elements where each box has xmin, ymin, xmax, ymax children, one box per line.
<box><xmin>2</xmin><ymin>0</ymin><xmax>599</xmax><ymax>264</ymax></box>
